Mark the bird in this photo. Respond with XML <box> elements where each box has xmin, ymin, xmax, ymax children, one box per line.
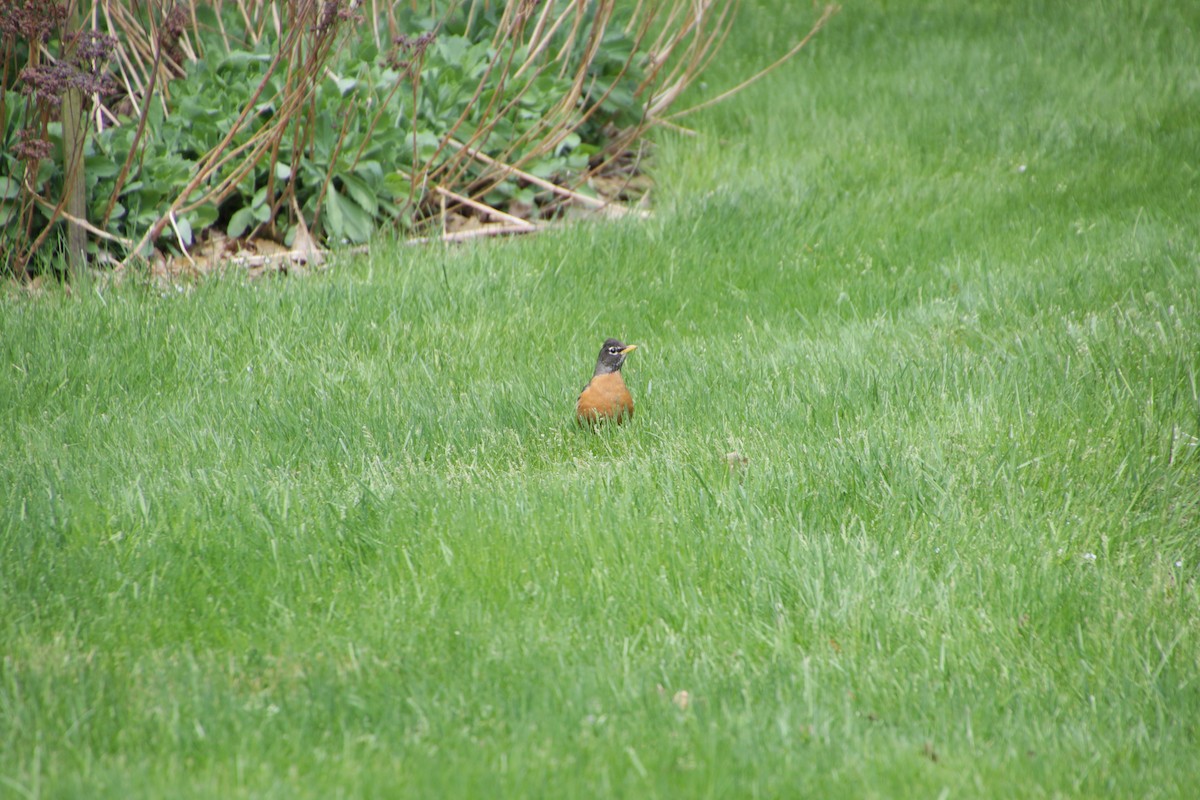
<box><xmin>576</xmin><ymin>338</ymin><xmax>638</xmax><ymax>425</ymax></box>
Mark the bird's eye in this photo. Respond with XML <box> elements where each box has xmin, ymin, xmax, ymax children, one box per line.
<box><xmin>609</xmin><ymin>347</ymin><xmax>620</xmax><ymax>354</ymax></box>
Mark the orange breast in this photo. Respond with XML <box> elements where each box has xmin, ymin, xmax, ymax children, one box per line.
<box><xmin>576</xmin><ymin>371</ymin><xmax>634</xmax><ymax>424</ymax></box>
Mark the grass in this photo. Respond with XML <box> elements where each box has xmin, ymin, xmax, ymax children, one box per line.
<box><xmin>3</xmin><ymin>0</ymin><xmax>1199</xmax><ymax>796</ymax></box>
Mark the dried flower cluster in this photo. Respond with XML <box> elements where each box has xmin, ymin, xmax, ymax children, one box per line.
<box><xmin>315</xmin><ymin>0</ymin><xmax>359</xmax><ymax>35</ymax></box>
<box><xmin>10</xmin><ymin>16</ymin><xmax>117</xmax><ymax>105</ymax></box>
<box><xmin>160</xmin><ymin>3</ymin><xmax>189</xmax><ymax>64</ymax></box>
<box><xmin>71</xmin><ymin>29</ymin><xmax>118</xmax><ymax>64</ymax></box>
<box><xmin>389</xmin><ymin>31</ymin><xmax>436</xmax><ymax>76</ymax></box>
<box><xmin>0</xmin><ymin>0</ymin><xmax>67</xmax><ymax>41</ymax></box>
<box><xmin>18</xmin><ymin>53</ymin><xmax>115</xmax><ymax>103</ymax></box>
<box><xmin>11</xmin><ymin>129</ymin><xmax>53</xmax><ymax>162</ymax></box>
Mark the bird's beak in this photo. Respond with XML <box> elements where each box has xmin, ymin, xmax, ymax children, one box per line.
<box><xmin>620</xmin><ymin>345</ymin><xmax>638</xmax><ymax>354</ymax></box>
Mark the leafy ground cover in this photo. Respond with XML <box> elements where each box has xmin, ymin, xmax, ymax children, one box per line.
<box><xmin>2</xmin><ymin>0</ymin><xmax>1198</xmax><ymax>796</ymax></box>
<box><xmin>3</xmin><ymin>0</ymin><xmax>791</xmax><ymax>275</ymax></box>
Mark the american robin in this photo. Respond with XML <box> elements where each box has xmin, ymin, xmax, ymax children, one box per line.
<box><xmin>576</xmin><ymin>338</ymin><xmax>638</xmax><ymax>425</ymax></box>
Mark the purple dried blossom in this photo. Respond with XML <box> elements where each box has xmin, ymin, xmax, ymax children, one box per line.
<box><xmin>164</xmin><ymin>3</ymin><xmax>188</xmax><ymax>37</ymax></box>
<box><xmin>314</xmin><ymin>0</ymin><xmax>359</xmax><ymax>35</ymax></box>
<box><xmin>0</xmin><ymin>0</ymin><xmax>67</xmax><ymax>41</ymax></box>
<box><xmin>388</xmin><ymin>31</ymin><xmax>436</xmax><ymax>74</ymax></box>
<box><xmin>156</xmin><ymin>3</ymin><xmax>189</xmax><ymax>64</ymax></box>
<box><xmin>18</xmin><ymin>61</ymin><xmax>73</xmax><ymax>105</ymax></box>
<box><xmin>18</xmin><ymin>59</ymin><xmax>115</xmax><ymax>104</ymax></box>
<box><xmin>11</xmin><ymin>129</ymin><xmax>54</xmax><ymax>162</ymax></box>
<box><xmin>70</xmin><ymin>29</ymin><xmax>118</xmax><ymax>65</ymax></box>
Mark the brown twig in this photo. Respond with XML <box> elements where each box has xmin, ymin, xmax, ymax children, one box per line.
<box><xmin>25</xmin><ymin>180</ymin><xmax>133</xmax><ymax>246</ymax></box>
<box><xmin>123</xmin><ymin>6</ymin><xmax>313</xmax><ymax>261</ymax></box>
<box><xmin>101</xmin><ymin>9</ymin><xmax>165</xmax><ymax>230</ymax></box>
<box><xmin>405</xmin><ymin>222</ymin><xmax>540</xmax><ymax>246</ymax></box>
<box><xmin>434</xmin><ymin>185</ymin><xmax>536</xmax><ymax>229</ymax></box>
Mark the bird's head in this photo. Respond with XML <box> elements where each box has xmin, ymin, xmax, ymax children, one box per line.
<box><xmin>594</xmin><ymin>338</ymin><xmax>637</xmax><ymax>374</ymax></box>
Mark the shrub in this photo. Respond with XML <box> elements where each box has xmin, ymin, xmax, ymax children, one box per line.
<box><xmin>0</xmin><ymin>0</ymin><xmax>837</xmax><ymax>279</ymax></box>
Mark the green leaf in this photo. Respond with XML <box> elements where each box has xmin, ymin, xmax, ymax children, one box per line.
<box><xmin>252</xmin><ymin>201</ymin><xmax>273</xmax><ymax>223</ymax></box>
<box><xmin>556</xmin><ymin>132</ymin><xmax>582</xmax><ymax>155</ymax></box>
<box><xmin>354</xmin><ymin>160</ymin><xmax>383</xmax><ymax>181</ymax></box>
<box><xmin>85</xmin><ymin>156</ymin><xmax>121</xmax><ymax>180</ymax></box>
<box><xmin>340</xmin><ymin>173</ymin><xmax>378</xmax><ymax>216</ymax></box>
<box><xmin>147</xmin><ymin>102</ymin><xmax>164</xmax><ymax>131</ymax></box>
<box><xmin>528</xmin><ymin>158</ymin><xmax>564</xmax><ymax>179</ymax></box>
<box><xmin>325</xmin><ymin>188</ymin><xmax>345</xmax><ymax>238</ymax></box>
<box><xmin>436</xmin><ymin>36</ymin><xmax>469</xmax><ymax>64</ymax></box>
<box><xmin>228</xmin><ymin>207</ymin><xmax>256</xmax><ymax>238</ymax></box>
<box><xmin>340</xmin><ymin>197</ymin><xmax>373</xmax><ymax>243</ymax></box>
<box><xmin>415</xmin><ymin>130</ymin><xmax>441</xmax><ymax>160</ymax></box>
<box><xmin>355</xmin><ymin>41</ymin><xmax>379</xmax><ymax>62</ymax></box>
<box><xmin>252</xmin><ymin>186</ymin><xmax>272</xmax><ymax>221</ymax></box>
<box><xmin>190</xmin><ymin>205</ymin><xmax>219</xmax><ymax>230</ymax></box>
<box><xmin>173</xmin><ymin>215</ymin><xmax>193</xmax><ymax>246</ymax></box>
<box><xmin>325</xmin><ymin>188</ymin><xmax>372</xmax><ymax>243</ymax></box>
<box><xmin>382</xmin><ymin>173</ymin><xmax>412</xmax><ymax>200</ymax></box>
<box><xmin>34</xmin><ymin>159</ymin><xmax>57</xmax><ymax>191</ymax></box>
<box><xmin>219</xmin><ymin>51</ymin><xmax>272</xmax><ymax>69</ymax></box>
<box><xmin>0</xmin><ymin>175</ymin><xmax>19</xmax><ymax>200</ymax></box>
<box><xmin>333</xmin><ymin>75</ymin><xmax>359</xmax><ymax>96</ymax></box>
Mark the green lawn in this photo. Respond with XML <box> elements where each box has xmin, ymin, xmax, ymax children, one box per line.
<box><xmin>3</xmin><ymin>0</ymin><xmax>1199</xmax><ymax>797</ymax></box>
